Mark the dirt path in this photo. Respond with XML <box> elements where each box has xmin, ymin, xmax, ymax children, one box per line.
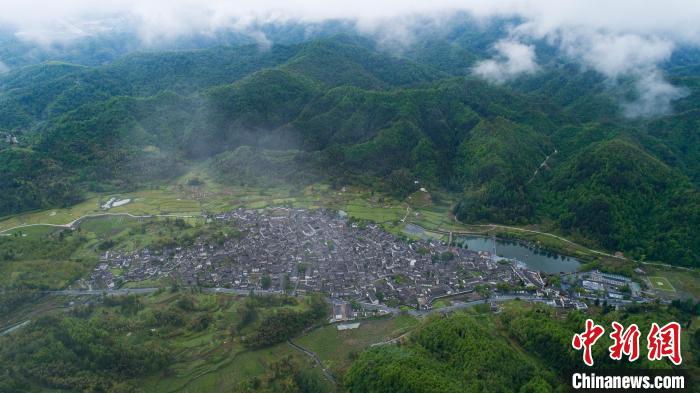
<box><xmin>400</xmin><ymin>205</ymin><xmax>410</xmax><ymax>222</ymax></box>
<box><xmin>370</xmin><ymin>330</ymin><xmax>413</xmax><ymax>347</ymax></box>
<box><xmin>526</xmin><ymin>149</ymin><xmax>558</xmax><ymax>185</ymax></box>
<box><xmin>288</xmin><ymin>339</ymin><xmax>337</xmax><ymax>387</ymax></box>
<box><xmin>0</xmin><ymin>320</ymin><xmax>30</xmax><ymax>336</ymax></box>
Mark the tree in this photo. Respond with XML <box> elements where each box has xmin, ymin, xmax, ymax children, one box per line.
<box><xmin>475</xmin><ymin>284</ymin><xmax>491</xmax><ymax>299</ymax></box>
<box><xmin>520</xmin><ymin>376</ymin><xmax>553</xmax><ymax>393</ymax></box>
<box><xmin>261</xmin><ymin>275</ymin><xmax>272</xmax><ymax>290</ymax></box>
<box><xmin>387</xmin><ymin>168</ymin><xmax>417</xmax><ymax>199</ymax></box>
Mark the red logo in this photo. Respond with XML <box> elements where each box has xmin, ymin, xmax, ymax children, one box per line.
<box><xmin>647</xmin><ymin>322</ymin><xmax>682</xmax><ymax>365</ymax></box>
<box><xmin>608</xmin><ymin>322</ymin><xmax>640</xmax><ymax>362</ymax></box>
<box><xmin>572</xmin><ymin>319</ymin><xmax>606</xmax><ymax>366</ymax></box>
<box><xmin>573</xmin><ymin>320</ymin><xmax>682</xmax><ymax>366</ymax></box>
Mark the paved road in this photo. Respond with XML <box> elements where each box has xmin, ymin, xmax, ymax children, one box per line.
<box><xmin>47</xmin><ymin>288</ymin><xmax>550</xmax><ymax>316</ymax></box>
<box><xmin>0</xmin><ymin>212</ymin><xmax>201</xmax><ymax>235</ymax></box>
<box><xmin>527</xmin><ymin>149</ymin><xmax>558</xmax><ymax>185</ymax></box>
<box><xmin>48</xmin><ymin>287</ymin><xmax>159</xmax><ymax>296</ymax></box>
<box><xmin>202</xmin><ymin>288</ymin><xmax>284</xmax><ymax>296</ymax></box>
<box><xmin>48</xmin><ymin>287</ymin><xmax>287</xmax><ymax>297</ymax></box>
<box><xmin>354</xmin><ymin>295</ymin><xmax>549</xmax><ymax>318</ymax></box>
<box><xmin>353</xmin><ymin>301</ymin><xmax>401</xmax><ymax>315</ymax></box>
<box><xmin>0</xmin><ymin>320</ymin><xmax>30</xmax><ymax>336</ymax></box>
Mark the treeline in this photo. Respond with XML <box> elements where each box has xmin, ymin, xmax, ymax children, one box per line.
<box><xmin>234</xmin><ymin>355</ymin><xmax>332</xmax><ymax>393</ymax></box>
<box><xmin>0</xmin><ymin>291</ymin><xmax>331</xmax><ymax>392</ymax></box>
<box><xmin>0</xmin><ymin>148</ymin><xmax>82</xmax><ymax>215</ymax></box>
<box><xmin>345</xmin><ymin>303</ymin><xmax>700</xmax><ymax>392</ymax></box>
<box><xmin>345</xmin><ymin>314</ymin><xmax>556</xmax><ymax>393</ymax></box>
<box><xmin>0</xmin><ymin>314</ymin><xmax>171</xmax><ymax>393</ymax></box>
<box><xmin>0</xmin><ymin>290</ymin><xmax>42</xmax><ymax>317</ymax></box>
<box><xmin>501</xmin><ymin>303</ymin><xmax>699</xmax><ymax>372</ymax></box>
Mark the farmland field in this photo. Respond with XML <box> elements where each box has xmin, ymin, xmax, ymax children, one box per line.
<box><xmin>294</xmin><ymin>315</ymin><xmax>419</xmax><ymax>375</ymax></box>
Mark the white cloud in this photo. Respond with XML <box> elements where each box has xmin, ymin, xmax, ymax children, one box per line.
<box><xmin>622</xmin><ymin>70</ymin><xmax>689</xmax><ymax>118</ymax></box>
<box><xmin>508</xmin><ymin>25</ymin><xmax>685</xmax><ymax>117</ymax></box>
<box><xmin>1</xmin><ymin>0</ymin><xmax>699</xmax><ymax>116</ymax></box>
<box><xmin>3</xmin><ymin>1</ymin><xmax>699</xmax><ymax>47</ymax></box>
<box><xmin>0</xmin><ymin>60</ymin><xmax>9</xmax><ymax>74</ymax></box>
<box><xmin>555</xmin><ymin>31</ymin><xmax>674</xmax><ymax>78</ymax></box>
<box><xmin>472</xmin><ymin>39</ymin><xmax>539</xmax><ymax>83</ymax></box>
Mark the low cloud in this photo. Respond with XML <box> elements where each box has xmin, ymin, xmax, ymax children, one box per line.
<box><xmin>622</xmin><ymin>71</ymin><xmax>689</xmax><ymax>118</ymax></box>
<box><xmin>525</xmin><ymin>26</ymin><xmax>684</xmax><ymax>117</ymax></box>
<box><xmin>0</xmin><ymin>60</ymin><xmax>9</xmax><ymax>74</ymax></box>
<box><xmin>2</xmin><ymin>0</ymin><xmax>700</xmax><ymax>116</ymax></box>
<box><xmin>472</xmin><ymin>39</ymin><xmax>539</xmax><ymax>84</ymax></box>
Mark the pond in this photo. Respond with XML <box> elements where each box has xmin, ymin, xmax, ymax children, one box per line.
<box><xmin>456</xmin><ymin>236</ymin><xmax>580</xmax><ymax>273</ymax></box>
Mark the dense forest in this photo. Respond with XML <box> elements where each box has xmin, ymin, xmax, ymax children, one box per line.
<box><xmin>1</xmin><ymin>26</ymin><xmax>699</xmax><ymax>266</ymax></box>
<box><xmin>0</xmin><ymin>292</ymin><xmax>330</xmax><ymax>393</ymax></box>
<box><xmin>345</xmin><ymin>302</ymin><xmax>700</xmax><ymax>392</ymax></box>
<box><xmin>3</xmin><ymin>293</ymin><xmax>696</xmax><ymax>393</ymax></box>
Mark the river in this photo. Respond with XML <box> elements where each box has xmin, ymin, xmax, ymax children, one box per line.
<box><xmin>455</xmin><ymin>235</ymin><xmax>580</xmax><ymax>273</ymax></box>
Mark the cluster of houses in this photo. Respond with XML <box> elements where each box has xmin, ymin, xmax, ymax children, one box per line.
<box><xmin>86</xmin><ymin>208</ymin><xmax>555</xmax><ymax>309</ymax></box>
<box><xmin>561</xmin><ymin>269</ymin><xmax>643</xmax><ymax>304</ymax></box>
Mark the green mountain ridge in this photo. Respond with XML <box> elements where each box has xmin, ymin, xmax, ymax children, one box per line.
<box><xmin>1</xmin><ymin>36</ymin><xmax>699</xmax><ymax>266</ymax></box>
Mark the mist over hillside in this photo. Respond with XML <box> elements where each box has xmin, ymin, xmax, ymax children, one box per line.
<box><xmin>1</xmin><ymin>6</ymin><xmax>699</xmax><ymax>267</ymax></box>
<box><xmin>2</xmin><ymin>4</ymin><xmax>700</xmax><ymax>393</ymax></box>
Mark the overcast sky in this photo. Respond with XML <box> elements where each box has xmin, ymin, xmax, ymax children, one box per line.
<box><xmin>2</xmin><ymin>0</ymin><xmax>699</xmax><ymax>42</ymax></box>
<box><xmin>1</xmin><ymin>0</ymin><xmax>699</xmax><ymax>117</ymax></box>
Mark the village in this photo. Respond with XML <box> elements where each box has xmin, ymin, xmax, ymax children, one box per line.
<box><xmin>84</xmin><ymin>208</ymin><xmax>645</xmax><ymax>312</ymax></box>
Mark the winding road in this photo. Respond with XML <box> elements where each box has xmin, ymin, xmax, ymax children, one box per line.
<box><xmin>0</xmin><ymin>212</ymin><xmax>201</xmax><ymax>235</ymax></box>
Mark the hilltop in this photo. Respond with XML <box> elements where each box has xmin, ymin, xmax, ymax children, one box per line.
<box><xmin>1</xmin><ymin>33</ymin><xmax>699</xmax><ymax>267</ymax></box>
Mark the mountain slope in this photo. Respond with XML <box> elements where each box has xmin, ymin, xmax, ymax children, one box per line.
<box><xmin>0</xmin><ymin>35</ymin><xmax>698</xmax><ymax>266</ymax></box>
<box><xmin>544</xmin><ymin>138</ymin><xmax>699</xmax><ymax>264</ymax></box>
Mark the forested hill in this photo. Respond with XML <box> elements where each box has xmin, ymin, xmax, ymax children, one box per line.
<box><xmin>1</xmin><ymin>35</ymin><xmax>699</xmax><ymax>267</ymax></box>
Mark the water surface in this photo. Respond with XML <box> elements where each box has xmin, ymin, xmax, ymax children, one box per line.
<box><xmin>456</xmin><ymin>236</ymin><xmax>580</xmax><ymax>273</ymax></box>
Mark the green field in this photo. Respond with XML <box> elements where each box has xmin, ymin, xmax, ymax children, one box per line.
<box><xmin>0</xmin><ymin>188</ymin><xmax>204</xmax><ymax>233</ymax></box>
<box><xmin>294</xmin><ymin>315</ymin><xmax>419</xmax><ymax>375</ymax></box>
<box><xmin>0</xmin><ymin>177</ymin><xmax>589</xmax><ymax>267</ymax></box>
<box><xmin>650</xmin><ymin>268</ymin><xmax>700</xmax><ymax>298</ymax></box>
<box><xmin>1</xmin><ymin>176</ymin><xmax>698</xmax><ymax>296</ymax></box>
<box><xmin>648</xmin><ymin>276</ymin><xmax>676</xmax><ymax>292</ymax></box>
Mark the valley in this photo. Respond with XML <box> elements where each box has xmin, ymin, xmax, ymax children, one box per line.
<box><xmin>1</xmin><ymin>7</ymin><xmax>699</xmax><ymax>392</ymax></box>
<box><xmin>2</xmin><ymin>178</ymin><xmax>697</xmax><ymax>391</ymax></box>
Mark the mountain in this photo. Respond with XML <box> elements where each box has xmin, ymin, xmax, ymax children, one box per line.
<box><xmin>0</xmin><ymin>35</ymin><xmax>699</xmax><ymax>266</ymax></box>
<box><xmin>542</xmin><ymin>138</ymin><xmax>699</xmax><ymax>265</ymax></box>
